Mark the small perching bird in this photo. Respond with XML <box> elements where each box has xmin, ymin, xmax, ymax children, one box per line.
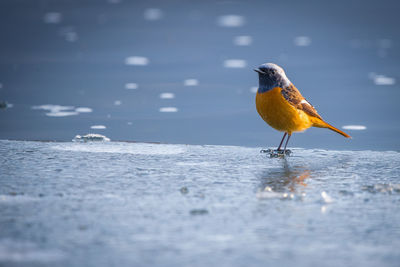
<box><xmin>254</xmin><ymin>63</ymin><xmax>350</xmax><ymax>154</ymax></box>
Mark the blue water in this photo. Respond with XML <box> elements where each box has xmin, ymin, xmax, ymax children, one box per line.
<box><xmin>0</xmin><ymin>0</ymin><xmax>399</xmax><ymax>150</ymax></box>
<box><xmin>1</xmin><ymin>140</ymin><xmax>400</xmax><ymax>266</ymax></box>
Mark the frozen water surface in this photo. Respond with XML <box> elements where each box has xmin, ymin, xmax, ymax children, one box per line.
<box><xmin>0</xmin><ymin>140</ymin><xmax>399</xmax><ymax>267</ymax></box>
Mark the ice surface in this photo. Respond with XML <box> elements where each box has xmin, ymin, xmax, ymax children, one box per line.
<box><xmin>75</xmin><ymin>107</ymin><xmax>92</xmax><ymax>113</ymax></box>
<box><xmin>125</xmin><ymin>56</ymin><xmax>149</xmax><ymax>66</ymax></box>
<box><xmin>159</xmin><ymin>93</ymin><xmax>175</xmax><ymax>99</ymax></box>
<box><xmin>217</xmin><ymin>15</ymin><xmax>245</xmax><ymax>27</ymax></box>
<box><xmin>183</xmin><ymin>79</ymin><xmax>199</xmax><ymax>86</ymax></box>
<box><xmin>159</xmin><ymin>107</ymin><xmax>178</xmax><ymax>112</ymax></box>
<box><xmin>90</xmin><ymin>125</ymin><xmax>106</xmax><ymax>129</ymax></box>
<box><xmin>125</xmin><ymin>83</ymin><xmax>138</xmax><ymax>90</ymax></box>
<box><xmin>223</xmin><ymin>59</ymin><xmax>247</xmax><ymax>68</ymax></box>
<box><xmin>342</xmin><ymin>125</ymin><xmax>367</xmax><ymax>130</ymax></box>
<box><xmin>0</xmin><ymin>140</ymin><xmax>399</xmax><ymax>267</ymax></box>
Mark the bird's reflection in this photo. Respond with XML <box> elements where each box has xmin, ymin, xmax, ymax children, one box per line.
<box><xmin>258</xmin><ymin>160</ymin><xmax>310</xmax><ymax>193</ymax></box>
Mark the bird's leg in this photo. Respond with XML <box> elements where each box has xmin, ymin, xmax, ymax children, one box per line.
<box><xmin>283</xmin><ymin>133</ymin><xmax>292</xmax><ymax>155</ymax></box>
<box><xmin>277</xmin><ymin>132</ymin><xmax>287</xmax><ymax>151</ymax></box>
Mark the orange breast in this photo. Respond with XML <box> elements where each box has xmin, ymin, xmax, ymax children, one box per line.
<box><xmin>255</xmin><ymin>87</ymin><xmax>312</xmax><ymax>133</ymax></box>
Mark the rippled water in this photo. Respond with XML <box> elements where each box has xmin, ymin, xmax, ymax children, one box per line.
<box><xmin>1</xmin><ymin>140</ymin><xmax>399</xmax><ymax>267</ymax></box>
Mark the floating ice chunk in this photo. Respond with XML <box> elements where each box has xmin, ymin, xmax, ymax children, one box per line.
<box><xmin>107</xmin><ymin>0</ymin><xmax>122</xmax><ymax>3</ymax></box>
<box><xmin>159</xmin><ymin>107</ymin><xmax>178</xmax><ymax>112</ymax></box>
<box><xmin>90</xmin><ymin>125</ymin><xmax>106</xmax><ymax>130</ymax></box>
<box><xmin>75</xmin><ymin>107</ymin><xmax>93</xmax><ymax>113</ymax></box>
<box><xmin>224</xmin><ymin>59</ymin><xmax>247</xmax><ymax>68</ymax></box>
<box><xmin>294</xmin><ymin>36</ymin><xmax>312</xmax><ymax>46</ymax></box>
<box><xmin>43</xmin><ymin>12</ymin><xmax>62</xmax><ymax>24</ymax></box>
<box><xmin>321</xmin><ymin>191</ymin><xmax>334</xmax><ymax>203</ymax></box>
<box><xmin>125</xmin><ymin>83</ymin><xmax>138</xmax><ymax>90</ymax></box>
<box><xmin>127</xmin><ymin>122</ymin><xmax>133</xmax><ymax>125</ymax></box>
<box><xmin>342</xmin><ymin>125</ymin><xmax>367</xmax><ymax>131</ymax></box>
<box><xmin>159</xmin><ymin>93</ymin><xmax>175</xmax><ymax>99</ymax></box>
<box><xmin>32</xmin><ymin>104</ymin><xmax>74</xmax><ymax>112</ymax></box>
<box><xmin>371</xmin><ymin>74</ymin><xmax>396</xmax><ymax>85</ymax></box>
<box><xmin>114</xmin><ymin>100</ymin><xmax>122</xmax><ymax>106</ymax></box>
<box><xmin>184</xmin><ymin>79</ymin><xmax>198</xmax><ymax>86</ymax></box>
<box><xmin>72</xmin><ymin>134</ymin><xmax>110</xmax><ymax>142</ymax></box>
<box><xmin>46</xmin><ymin>111</ymin><xmax>79</xmax><ymax>117</ymax></box>
<box><xmin>218</xmin><ymin>15</ymin><xmax>245</xmax><ymax>27</ymax></box>
<box><xmin>0</xmin><ymin>83</ymin><xmax>3</xmax><ymax>89</ymax></box>
<box><xmin>33</xmin><ymin>104</ymin><xmax>79</xmax><ymax>117</ymax></box>
<box><xmin>144</xmin><ymin>8</ymin><xmax>163</xmax><ymax>21</ymax></box>
<box><xmin>125</xmin><ymin>56</ymin><xmax>149</xmax><ymax>66</ymax></box>
<box><xmin>250</xmin><ymin>86</ymin><xmax>258</xmax><ymax>93</ymax></box>
<box><xmin>234</xmin><ymin>35</ymin><xmax>252</xmax><ymax>46</ymax></box>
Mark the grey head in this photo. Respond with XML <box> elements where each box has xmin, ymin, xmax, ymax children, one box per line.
<box><xmin>254</xmin><ymin>63</ymin><xmax>291</xmax><ymax>93</ymax></box>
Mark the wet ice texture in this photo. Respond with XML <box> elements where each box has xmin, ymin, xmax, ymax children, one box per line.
<box><xmin>0</xmin><ymin>140</ymin><xmax>399</xmax><ymax>267</ymax></box>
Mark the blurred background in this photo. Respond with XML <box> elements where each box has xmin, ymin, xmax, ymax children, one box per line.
<box><xmin>0</xmin><ymin>0</ymin><xmax>399</xmax><ymax>150</ymax></box>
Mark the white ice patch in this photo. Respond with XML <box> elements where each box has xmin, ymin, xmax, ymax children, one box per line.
<box><xmin>125</xmin><ymin>83</ymin><xmax>138</xmax><ymax>90</ymax></box>
<box><xmin>114</xmin><ymin>100</ymin><xmax>122</xmax><ymax>106</ymax></box>
<box><xmin>75</xmin><ymin>107</ymin><xmax>92</xmax><ymax>113</ymax></box>
<box><xmin>0</xmin><ymin>239</ymin><xmax>65</xmax><ymax>262</ymax></box>
<box><xmin>90</xmin><ymin>125</ymin><xmax>106</xmax><ymax>130</ymax></box>
<box><xmin>224</xmin><ymin>59</ymin><xmax>247</xmax><ymax>68</ymax></box>
<box><xmin>159</xmin><ymin>107</ymin><xmax>178</xmax><ymax>112</ymax></box>
<box><xmin>32</xmin><ymin>105</ymin><xmax>79</xmax><ymax>117</ymax></box>
<box><xmin>53</xmin><ymin>142</ymin><xmax>185</xmax><ymax>155</ymax></box>
<box><xmin>159</xmin><ymin>93</ymin><xmax>175</xmax><ymax>99</ymax></box>
<box><xmin>250</xmin><ymin>86</ymin><xmax>258</xmax><ymax>93</ymax></box>
<box><xmin>33</xmin><ymin>105</ymin><xmax>93</xmax><ymax>117</ymax></box>
<box><xmin>217</xmin><ymin>15</ymin><xmax>245</xmax><ymax>27</ymax></box>
<box><xmin>72</xmin><ymin>134</ymin><xmax>110</xmax><ymax>142</ymax></box>
<box><xmin>46</xmin><ymin>111</ymin><xmax>79</xmax><ymax>117</ymax></box>
<box><xmin>144</xmin><ymin>8</ymin><xmax>163</xmax><ymax>21</ymax></box>
<box><xmin>294</xmin><ymin>36</ymin><xmax>312</xmax><ymax>46</ymax></box>
<box><xmin>369</xmin><ymin>73</ymin><xmax>396</xmax><ymax>86</ymax></box>
<box><xmin>321</xmin><ymin>191</ymin><xmax>334</xmax><ymax>203</ymax></box>
<box><xmin>0</xmin><ymin>83</ymin><xmax>3</xmax><ymax>89</ymax></box>
<box><xmin>43</xmin><ymin>12</ymin><xmax>62</xmax><ymax>24</ymax></box>
<box><xmin>125</xmin><ymin>56</ymin><xmax>149</xmax><ymax>66</ymax></box>
<box><xmin>234</xmin><ymin>35</ymin><xmax>252</xmax><ymax>46</ymax></box>
<box><xmin>184</xmin><ymin>79</ymin><xmax>199</xmax><ymax>86</ymax></box>
<box><xmin>342</xmin><ymin>125</ymin><xmax>367</xmax><ymax>130</ymax></box>
<box><xmin>107</xmin><ymin>0</ymin><xmax>122</xmax><ymax>4</ymax></box>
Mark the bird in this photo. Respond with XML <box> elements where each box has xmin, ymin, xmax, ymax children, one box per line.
<box><xmin>254</xmin><ymin>63</ymin><xmax>350</xmax><ymax>153</ymax></box>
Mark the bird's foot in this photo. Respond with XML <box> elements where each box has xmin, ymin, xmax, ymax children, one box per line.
<box><xmin>260</xmin><ymin>148</ymin><xmax>292</xmax><ymax>158</ymax></box>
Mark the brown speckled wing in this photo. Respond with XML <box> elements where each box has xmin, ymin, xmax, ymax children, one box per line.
<box><xmin>281</xmin><ymin>84</ymin><xmax>323</xmax><ymax>120</ymax></box>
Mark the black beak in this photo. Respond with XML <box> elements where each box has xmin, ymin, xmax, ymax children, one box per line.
<box><xmin>254</xmin><ymin>68</ymin><xmax>264</xmax><ymax>74</ymax></box>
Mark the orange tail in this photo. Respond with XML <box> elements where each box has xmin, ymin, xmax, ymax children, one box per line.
<box><xmin>313</xmin><ymin>120</ymin><xmax>351</xmax><ymax>138</ymax></box>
